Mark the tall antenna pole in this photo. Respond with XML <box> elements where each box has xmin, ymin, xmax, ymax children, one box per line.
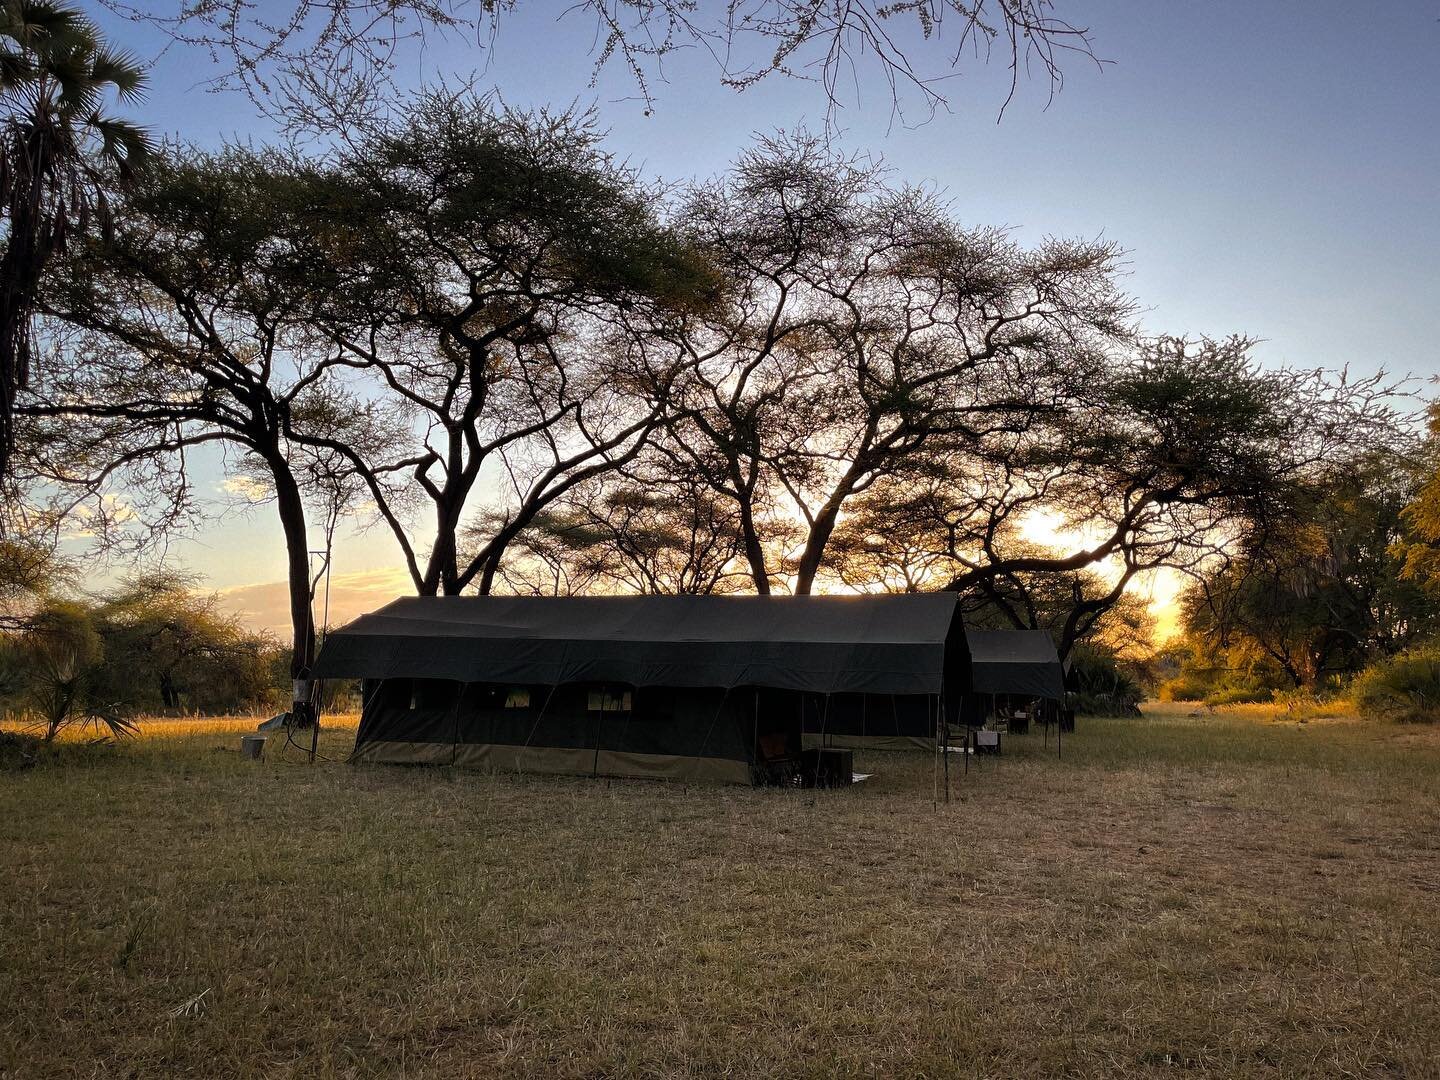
<box><xmin>306</xmin><ymin>545</ymin><xmax>335</xmax><ymax>765</ymax></box>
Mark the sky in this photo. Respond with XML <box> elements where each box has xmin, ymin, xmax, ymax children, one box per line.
<box><xmin>80</xmin><ymin>0</ymin><xmax>1440</xmax><ymax>638</ymax></box>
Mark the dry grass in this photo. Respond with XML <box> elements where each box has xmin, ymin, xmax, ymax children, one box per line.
<box><xmin>3</xmin><ymin>705</ymin><xmax>1439</xmax><ymax>1078</ymax></box>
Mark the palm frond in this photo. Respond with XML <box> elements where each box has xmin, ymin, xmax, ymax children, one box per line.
<box><xmin>90</xmin><ymin>112</ymin><xmax>153</xmax><ymax>167</ymax></box>
<box><xmin>0</xmin><ymin>44</ymin><xmax>36</xmax><ymax>89</ymax></box>
<box><xmin>0</xmin><ymin>0</ymin><xmax>95</xmax><ymax>53</ymax></box>
<box><xmin>88</xmin><ymin>45</ymin><xmax>147</xmax><ymax>104</ymax></box>
<box><xmin>78</xmin><ymin>709</ymin><xmax>140</xmax><ymax>740</ymax></box>
<box><xmin>48</xmin><ymin>46</ymin><xmax>102</xmax><ymax>112</ymax></box>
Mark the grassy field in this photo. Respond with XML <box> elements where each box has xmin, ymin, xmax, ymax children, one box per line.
<box><xmin>3</xmin><ymin>706</ymin><xmax>1439</xmax><ymax>1078</ymax></box>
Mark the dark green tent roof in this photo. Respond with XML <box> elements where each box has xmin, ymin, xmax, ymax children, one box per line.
<box><xmin>964</xmin><ymin>629</ymin><xmax>1065</xmax><ymax>700</ymax></box>
<box><xmin>313</xmin><ymin>594</ymin><xmax>964</xmax><ymax>695</ymax></box>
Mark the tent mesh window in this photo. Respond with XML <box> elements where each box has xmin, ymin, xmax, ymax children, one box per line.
<box><xmin>587</xmin><ymin>687</ymin><xmax>632</xmax><ymax>712</ymax></box>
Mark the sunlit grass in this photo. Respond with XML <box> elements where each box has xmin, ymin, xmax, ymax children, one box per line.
<box><xmin>2</xmin><ymin>705</ymin><xmax>1438</xmax><ymax>1077</ymax></box>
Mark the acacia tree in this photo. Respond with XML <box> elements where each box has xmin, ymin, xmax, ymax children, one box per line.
<box><xmin>0</xmin><ymin>525</ymin><xmax>66</xmax><ymax>630</ymax></box>
<box><xmin>0</xmin><ymin>0</ymin><xmax>150</xmax><ymax>476</ymax></box>
<box><xmin>1393</xmin><ymin>402</ymin><xmax>1440</xmax><ymax>592</ymax></box>
<box><xmin>788</xmin><ymin>336</ymin><xmax>1404</xmax><ymax>659</ymax></box>
<box><xmin>664</xmin><ymin>133</ymin><xmax>1131</xmax><ymax>594</ymax></box>
<box><xmin>283</xmin><ymin>94</ymin><xmax>717</xmax><ymax>597</ymax></box>
<box><xmin>20</xmin><ymin>148</ymin><xmax>384</xmax><ymax>678</ymax></box>
<box><xmin>91</xmin><ymin>570</ymin><xmax>277</xmax><ymax>710</ymax></box>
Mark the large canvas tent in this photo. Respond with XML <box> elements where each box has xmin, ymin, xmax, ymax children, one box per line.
<box><xmin>312</xmin><ymin>593</ymin><xmax>967</xmax><ymax>784</ymax></box>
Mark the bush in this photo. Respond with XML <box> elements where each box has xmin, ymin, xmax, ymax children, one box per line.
<box><xmin>1157</xmin><ymin>673</ymin><xmax>1213</xmax><ymax>702</ymax></box>
<box><xmin>1068</xmin><ymin>644</ymin><xmax>1144</xmax><ymax>716</ymax></box>
<box><xmin>1271</xmin><ymin>687</ymin><xmax>1345</xmax><ymax>720</ymax></box>
<box><xmin>1350</xmin><ymin>645</ymin><xmax>1440</xmax><ymax>723</ymax></box>
<box><xmin>1202</xmin><ymin>684</ymin><xmax>1275</xmax><ymax>707</ymax></box>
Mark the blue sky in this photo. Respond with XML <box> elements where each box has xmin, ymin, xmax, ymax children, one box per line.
<box><xmin>83</xmin><ymin>0</ymin><xmax>1440</xmax><ymax>629</ymax></box>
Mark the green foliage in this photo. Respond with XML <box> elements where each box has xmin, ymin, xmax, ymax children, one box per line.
<box><xmin>1394</xmin><ymin>403</ymin><xmax>1440</xmax><ymax>594</ymax></box>
<box><xmin>1177</xmin><ymin>448</ymin><xmax>1437</xmax><ymax>691</ymax></box>
<box><xmin>1157</xmin><ymin>635</ymin><xmax>1290</xmax><ymax>705</ymax></box>
<box><xmin>1202</xmin><ymin>684</ymin><xmax>1274</xmax><ymax>707</ymax></box>
<box><xmin>6</xmin><ymin>598</ymin><xmax>133</xmax><ymax>740</ymax></box>
<box><xmin>88</xmin><ymin>571</ymin><xmax>279</xmax><ymax>713</ymax></box>
<box><xmin>0</xmin><ymin>574</ymin><xmax>285</xmax><ymax>728</ymax></box>
<box><xmin>1349</xmin><ymin>643</ymin><xmax>1440</xmax><ymax>723</ymax></box>
<box><xmin>1156</xmin><ymin>673</ymin><xmax>1213</xmax><ymax>703</ymax></box>
<box><xmin>1066</xmin><ymin>643</ymin><xmax>1144</xmax><ymax>716</ymax></box>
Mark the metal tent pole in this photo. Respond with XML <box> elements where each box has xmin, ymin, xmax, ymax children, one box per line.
<box><xmin>941</xmin><ymin>693</ymin><xmax>949</xmax><ymax>804</ymax></box>
<box><xmin>815</xmin><ymin>693</ymin><xmax>832</xmax><ymax>787</ymax></box>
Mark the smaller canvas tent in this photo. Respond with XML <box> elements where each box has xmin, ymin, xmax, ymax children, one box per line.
<box><xmin>804</xmin><ymin>626</ymin><xmax>1066</xmax><ymax>748</ymax></box>
<box><xmin>312</xmin><ymin>593</ymin><xmax>966</xmax><ymax>785</ymax></box>
<box><xmin>960</xmin><ymin>629</ymin><xmax>1065</xmax><ymax>728</ymax></box>
<box><xmin>964</xmin><ymin>630</ymin><xmax>1066</xmax><ymax>701</ymax></box>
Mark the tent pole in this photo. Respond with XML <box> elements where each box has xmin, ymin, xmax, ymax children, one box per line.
<box><xmin>815</xmin><ymin>693</ymin><xmax>831</xmax><ymax>787</ymax></box>
<box><xmin>941</xmin><ymin>693</ymin><xmax>949</xmax><ymax>804</ymax></box>
<box><xmin>306</xmin><ymin>679</ymin><xmax>320</xmax><ymax>764</ymax></box>
<box><xmin>309</xmin><ymin>547</ymin><xmax>333</xmax><ymax>765</ymax></box>
<box><xmin>932</xmin><ymin>712</ymin><xmax>939</xmax><ymax>810</ymax></box>
<box><xmin>447</xmin><ymin>680</ymin><xmax>464</xmax><ymax>766</ymax></box>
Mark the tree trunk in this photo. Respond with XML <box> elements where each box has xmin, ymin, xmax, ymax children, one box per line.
<box><xmin>793</xmin><ymin>508</ymin><xmax>844</xmax><ymax>595</ymax></box>
<box><xmin>268</xmin><ymin>457</ymin><xmax>316</xmax><ymax>679</ymax></box>
<box><xmin>739</xmin><ymin>507</ymin><xmax>770</xmax><ymax>594</ymax></box>
<box><xmin>159</xmin><ymin>671</ymin><xmax>180</xmax><ymax>709</ymax></box>
<box><xmin>0</xmin><ymin>150</ymin><xmax>44</xmax><ymax>474</ymax></box>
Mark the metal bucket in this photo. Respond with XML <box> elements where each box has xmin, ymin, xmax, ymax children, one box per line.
<box><xmin>240</xmin><ymin>734</ymin><xmax>266</xmax><ymax>761</ymax></box>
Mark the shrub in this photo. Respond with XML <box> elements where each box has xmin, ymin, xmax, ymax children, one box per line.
<box><xmin>1350</xmin><ymin>645</ymin><xmax>1440</xmax><ymax>723</ymax></box>
<box><xmin>1068</xmin><ymin>644</ymin><xmax>1144</xmax><ymax>716</ymax></box>
<box><xmin>1202</xmin><ymin>684</ymin><xmax>1275</xmax><ymax>707</ymax></box>
<box><xmin>26</xmin><ymin>649</ymin><xmax>138</xmax><ymax>743</ymax></box>
<box><xmin>1157</xmin><ymin>673</ymin><xmax>1213</xmax><ymax>702</ymax></box>
<box><xmin>1271</xmin><ymin>687</ymin><xmax>1345</xmax><ymax>721</ymax></box>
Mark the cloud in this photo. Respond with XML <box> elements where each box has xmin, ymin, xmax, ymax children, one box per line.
<box><xmin>216</xmin><ymin>565</ymin><xmax>415</xmax><ymax>636</ymax></box>
<box><xmin>220</xmin><ymin>475</ymin><xmax>273</xmax><ymax>503</ymax></box>
<box><xmin>61</xmin><ymin>494</ymin><xmax>138</xmax><ymax>540</ymax></box>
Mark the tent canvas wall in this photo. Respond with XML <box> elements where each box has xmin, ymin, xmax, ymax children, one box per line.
<box><xmin>312</xmin><ymin>593</ymin><xmax>966</xmax><ymax>785</ymax></box>
<box><xmin>798</xmin><ymin>691</ymin><xmax>944</xmax><ymax>751</ymax></box>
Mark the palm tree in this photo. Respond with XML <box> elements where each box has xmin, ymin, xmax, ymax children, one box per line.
<box><xmin>0</xmin><ymin>0</ymin><xmax>150</xmax><ymax>476</ymax></box>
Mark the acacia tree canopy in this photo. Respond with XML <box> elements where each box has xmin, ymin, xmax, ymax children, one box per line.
<box><xmin>17</xmin><ymin>102</ymin><xmax>1419</xmax><ymax>678</ymax></box>
<box><xmin>663</xmin><ymin>131</ymin><xmax>1133</xmax><ymax>596</ymax></box>
<box><xmin>281</xmin><ymin>93</ymin><xmax>721</xmax><ymax>597</ymax></box>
